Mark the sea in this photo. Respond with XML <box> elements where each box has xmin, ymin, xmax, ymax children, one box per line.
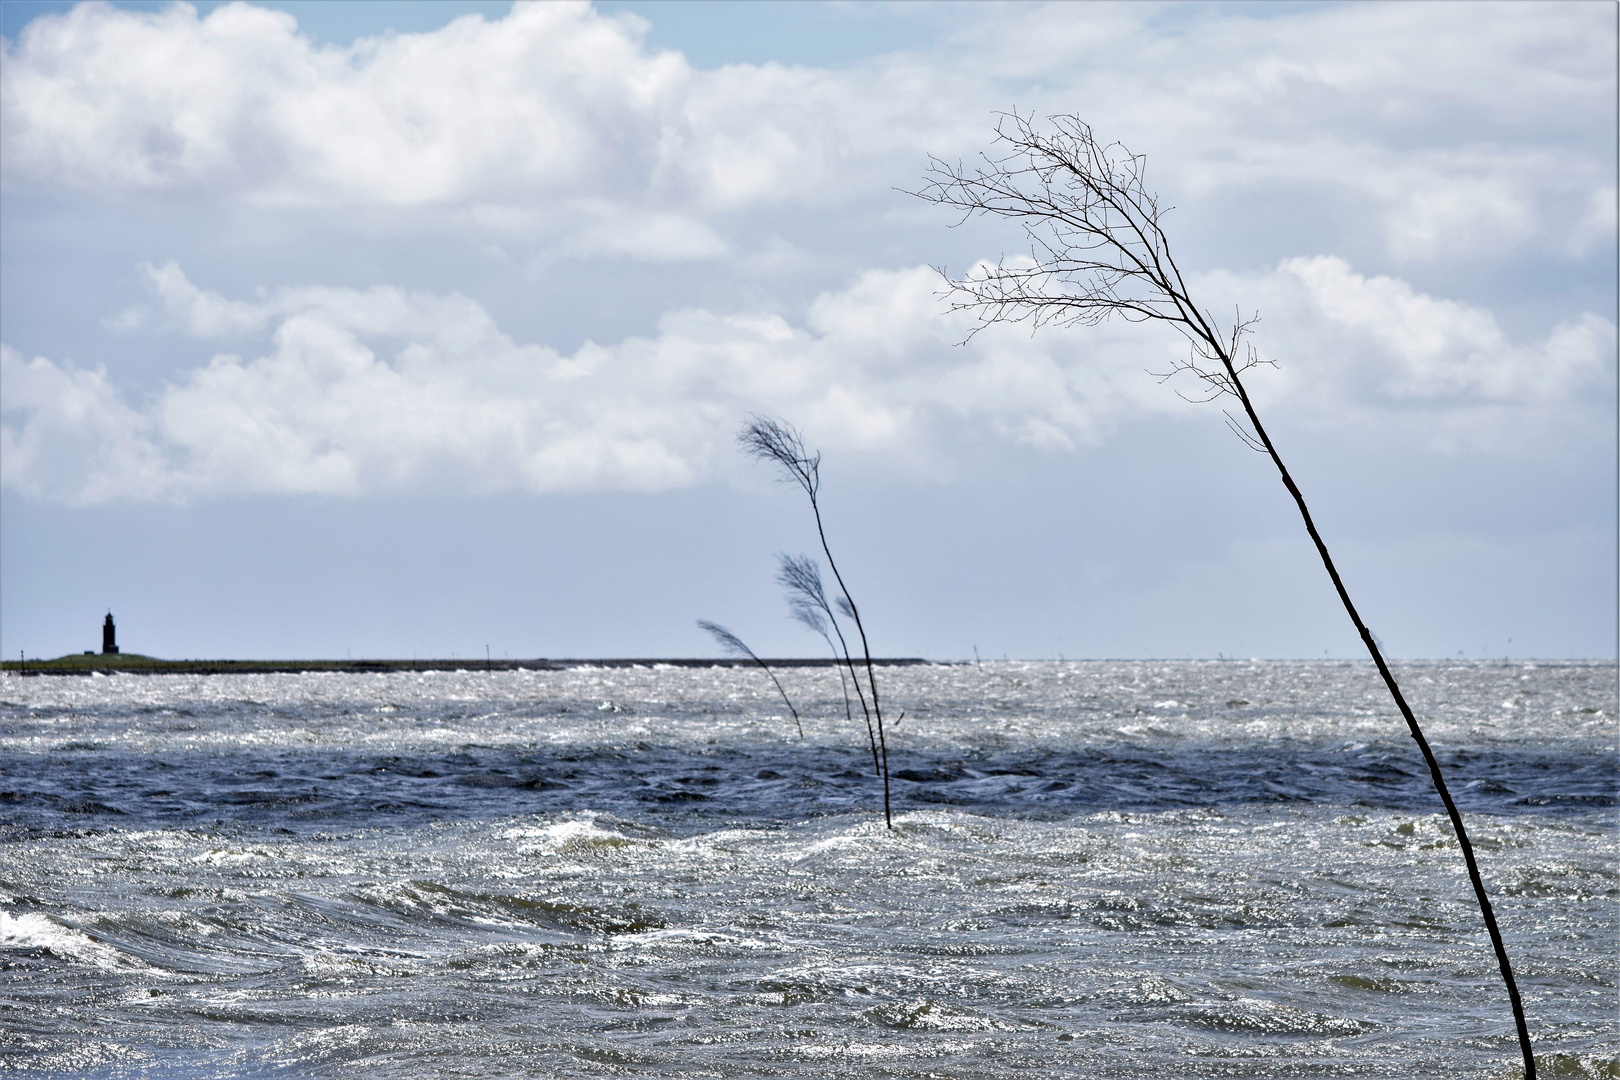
<box><xmin>0</xmin><ymin>659</ymin><xmax>1614</xmax><ymax>1079</ymax></box>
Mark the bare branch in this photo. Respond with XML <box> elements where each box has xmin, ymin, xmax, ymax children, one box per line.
<box><xmin>1222</xmin><ymin>410</ymin><xmax>1269</xmax><ymax>454</ymax></box>
<box><xmin>906</xmin><ymin>109</ymin><xmax>1273</xmax><ymax>406</ymax></box>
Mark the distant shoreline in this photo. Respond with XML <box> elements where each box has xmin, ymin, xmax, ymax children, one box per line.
<box><xmin>2</xmin><ymin>656</ymin><xmax>1605</xmax><ymax>676</ymax></box>
<box><xmin>0</xmin><ymin>655</ymin><xmax>934</xmax><ymax>676</ymax></box>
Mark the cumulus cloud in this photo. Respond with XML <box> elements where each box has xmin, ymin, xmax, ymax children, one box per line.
<box><xmin>2</xmin><ymin>2</ymin><xmax>676</xmax><ymax>203</ymax></box>
<box><xmin>0</xmin><ymin>0</ymin><xmax>966</xmax><ymax>242</ymax></box>
<box><xmin>970</xmin><ymin>2</ymin><xmax>1615</xmax><ymax>261</ymax></box>
<box><xmin>1184</xmin><ymin>256</ymin><xmax>1617</xmax><ymax>453</ymax></box>
<box><xmin>1282</xmin><ymin>256</ymin><xmax>1610</xmax><ymax>406</ymax></box>
<box><xmin>0</xmin><ymin>345</ymin><xmax>173</xmax><ymax>502</ymax></box>
<box><xmin>10</xmin><ymin>261</ymin><xmax>1188</xmax><ymax>502</ymax></box>
<box><xmin>2</xmin><ymin>1</ymin><xmax>1609</xmax><ymax>265</ymax></box>
<box><xmin>3</xmin><ymin>258</ymin><xmax>1610</xmax><ymax>504</ymax></box>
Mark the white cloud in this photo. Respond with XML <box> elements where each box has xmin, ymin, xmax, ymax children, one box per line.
<box><xmin>2</xmin><ymin>1</ymin><xmax>1609</xmax><ymax>267</ymax></box>
<box><xmin>2</xmin><ymin>1</ymin><xmax>676</xmax><ymax>204</ymax></box>
<box><xmin>0</xmin><ymin>0</ymin><xmax>953</xmax><ymax>222</ymax></box>
<box><xmin>3</xmin><ymin>258</ymin><xmax>1610</xmax><ymax>503</ymax></box>
<box><xmin>0</xmin><ymin>260</ymin><xmax>1187</xmax><ymax>501</ymax></box>
<box><xmin>107</xmin><ymin>259</ymin><xmax>272</xmax><ymax>336</ymax></box>
<box><xmin>1573</xmin><ymin>186</ymin><xmax>1619</xmax><ymax>256</ymax></box>
<box><xmin>1380</xmin><ymin>174</ymin><xmax>1538</xmax><ymax>263</ymax></box>
<box><xmin>0</xmin><ymin>345</ymin><xmax>174</xmax><ymax>503</ymax></box>
<box><xmin>959</xmin><ymin>2</ymin><xmax>1616</xmax><ymax>264</ymax></box>
<box><xmin>1282</xmin><ymin>256</ymin><xmax>1610</xmax><ymax>406</ymax></box>
<box><xmin>1184</xmin><ymin>256</ymin><xmax>1617</xmax><ymax>453</ymax></box>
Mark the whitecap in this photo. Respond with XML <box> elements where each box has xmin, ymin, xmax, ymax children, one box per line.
<box><xmin>0</xmin><ymin>911</ymin><xmax>150</xmax><ymax>972</ymax></box>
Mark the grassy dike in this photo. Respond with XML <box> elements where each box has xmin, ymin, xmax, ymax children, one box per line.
<box><xmin>2</xmin><ymin>655</ymin><xmax>931</xmax><ymax>676</ymax></box>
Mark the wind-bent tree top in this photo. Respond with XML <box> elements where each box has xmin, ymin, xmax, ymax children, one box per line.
<box><xmin>740</xmin><ymin>416</ymin><xmax>821</xmax><ymax>500</ymax></box>
<box><xmin>777</xmin><ymin>554</ymin><xmax>831</xmax><ymax>627</ymax></box>
<box><xmin>912</xmin><ymin>111</ymin><xmax>1271</xmax><ymax>413</ymax></box>
<box><xmin>697</xmin><ymin>620</ymin><xmax>755</xmax><ymax>660</ymax></box>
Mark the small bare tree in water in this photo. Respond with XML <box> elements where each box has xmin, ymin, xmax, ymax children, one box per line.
<box><xmin>696</xmin><ymin>620</ymin><xmax>802</xmax><ymax>739</ymax></box>
<box><xmin>913</xmin><ymin>112</ymin><xmax>1536</xmax><ymax>1078</ymax></box>
<box><xmin>742</xmin><ymin>418</ymin><xmax>894</xmax><ymax>828</ymax></box>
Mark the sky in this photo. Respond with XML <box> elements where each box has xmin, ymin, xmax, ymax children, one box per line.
<box><xmin>0</xmin><ymin>0</ymin><xmax>1614</xmax><ymax>663</ymax></box>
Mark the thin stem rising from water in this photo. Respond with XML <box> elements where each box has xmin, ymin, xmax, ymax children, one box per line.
<box><xmin>742</xmin><ymin>418</ymin><xmax>893</xmax><ymax>828</ymax></box>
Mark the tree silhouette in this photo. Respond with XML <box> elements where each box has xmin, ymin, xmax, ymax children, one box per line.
<box><xmin>913</xmin><ymin>111</ymin><xmax>1536</xmax><ymax>1079</ymax></box>
<box><xmin>742</xmin><ymin>417</ymin><xmax>893</xmax><ymax>828</ymax></box>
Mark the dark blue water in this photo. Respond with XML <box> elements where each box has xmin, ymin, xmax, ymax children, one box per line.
<box><xmin>2</xmin><ymin>661</ymin><xmax>1614</xmax><ymax>1077</ymax></box>
<box><xmin>2</xmin><ymin>730</ymin><xmax>1608</xmax><ymax>840</ymax></box>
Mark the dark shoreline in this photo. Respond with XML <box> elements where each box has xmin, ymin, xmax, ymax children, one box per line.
<box><xmin>1</xmin><ymin>656</ymin><xmax>934</xmax><ymax>676</ymax></box>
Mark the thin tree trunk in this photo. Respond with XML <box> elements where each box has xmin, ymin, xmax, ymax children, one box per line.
<box><xmin>821</xmin><ymin>615</ymin><xmax>882</xmax><ymax>776</ymax></box>
<box><xmin>915</xmin><ymin>112</ymin><xmax>1536</xmax><ymax>1075</ymax></box>
<box><xmin>809</xmin><ymin>496</ymin><xmax>891</xmax><ymax>828</ymax></box>
<box><xmin>829</xmin><ymin>647</ymin><xmax>878</xmax><ymax>772</ymax></box>
<box><xmin>750</xmin><ymin>656</ymin><xmax>803</xmax><ymax>740</ymax></box>
<box><xmin>1219</xmin><ymin>351</ymin><xmax>1537</xmax><ymax>1080</ymax></box>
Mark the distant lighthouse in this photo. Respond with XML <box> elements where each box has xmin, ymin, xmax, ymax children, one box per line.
<box><xmin>102</xmin><ymin>612</ymin><xmax>119</xmax><ymax>655</ymax></box>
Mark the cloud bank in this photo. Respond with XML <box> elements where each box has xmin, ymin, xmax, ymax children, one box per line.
<box><xmin>0</xmin><ymin>1</ymin><xmax>1611</xmax><ymax>504</ymax></box>
<box><xmin>4</xmin><ymin>259</ymin><xmax>1608</xmax><ymax>504</ymax></box>
<box><xmin>3</xmin><ymin>1</ymin><xmax>1611</xmax><ymax>262</ymax></box>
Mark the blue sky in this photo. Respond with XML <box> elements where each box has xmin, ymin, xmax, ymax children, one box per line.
<box><xmin>1</xmin><ymin>0</ymin><xmax>1614</xmax><ymax>661</ymax></box>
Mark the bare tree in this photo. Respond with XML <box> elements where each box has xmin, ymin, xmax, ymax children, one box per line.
<box><xmin>779</xmin><ymin>553</ymin><xmax>881</xmax><ymax>776</ymax></box>
<box><xmin>913</xmin><ymin>112</ymin><xmax>1536</xmax><ymax>1079</ymax></box>
<box><xmin>697</xmin><ymin>619</ymin><xmax>802</xmax><ymax>739</ymax></box>
<box><xmin>742</xmin><ymin>417</ymin><xmax>894</xmax><ymax>828</ymax></box>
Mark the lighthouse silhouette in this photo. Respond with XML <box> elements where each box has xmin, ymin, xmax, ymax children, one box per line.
<box><xmin>102</xmin><ymin>612</ymin><xmax>119</xmax><ymax>655</ymax></box>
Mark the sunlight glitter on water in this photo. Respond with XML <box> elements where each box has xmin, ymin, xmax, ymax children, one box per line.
<box><xmin>0</xmin><ymin>661</ymin><xmax>1614</xmax><ymax>1078</ymax></box>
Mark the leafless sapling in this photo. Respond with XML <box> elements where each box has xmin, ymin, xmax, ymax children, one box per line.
<box><xmin>779</xmin><ymin>552</ymin><xmax>881</xmax><ymax>776</ymax></box>
<box><xmin>912</xmin><ymin>111</ymin><xmax>1536</xmax><ymax>1079</ymax></box>
<box><xmin>742</xmin><ymin>417</ymin><xmax>894</xmax><ymax>828</ymax></box>
<box><xmin>697</xmin><ymin>619</ymin><xmax>803</xmax><ymax>739</ymax></box>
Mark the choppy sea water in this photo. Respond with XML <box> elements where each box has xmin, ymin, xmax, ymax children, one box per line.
<box><xmin>0</xmin><ymin>660</ymin><xmax>1614</xmax><ymax>1079</ymax></box>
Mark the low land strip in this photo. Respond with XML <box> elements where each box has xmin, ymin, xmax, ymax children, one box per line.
<box><xmin>2</xmin><ymin>655</ymin><xmax>931</xmax><ymax>676</ymax></box>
